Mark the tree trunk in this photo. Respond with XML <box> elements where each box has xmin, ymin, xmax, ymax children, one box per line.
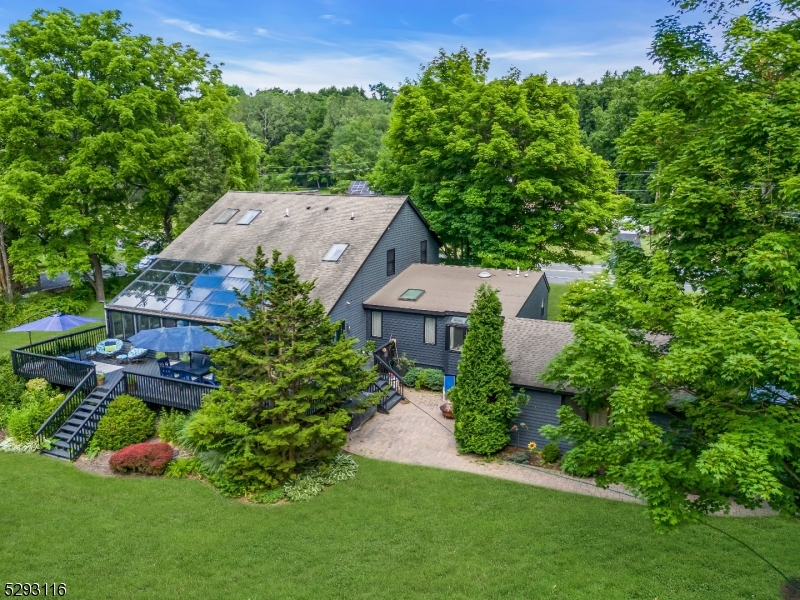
<box><xmin>88</xmin><ymin>253</ymin><xmax>106</xmax><ymax>302</ymax></box>
<box><xmin>0</xmin><ymin>223</ymin><xmax>13</xmax><ymax>301</ymax></box>
<box><xmin>163</xmin><ymin>194</ymin><xmax>177</xmax><ymax>243</ymax></box>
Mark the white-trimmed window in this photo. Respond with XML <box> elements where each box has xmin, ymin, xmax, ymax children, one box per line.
<box><xmin>371</xmin><ymin>311</ymin><xmax>383</xmax><ymax>338</ymax></box>
<box><xmin>424</xmin><ymin>316</ymin><xmax>436</xmax><ymax>345</ymax></box>
<box><xmin>447</xmin><ymin>326</ymin><xmax>466</xmax><ymax>352</ymax></box>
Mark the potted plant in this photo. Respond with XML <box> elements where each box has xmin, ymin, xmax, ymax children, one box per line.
<box><xmin>439</xmin><ymin>401</ymin><xmax>453</xmax><ymax>419</ymax></box>
<box><xmin>96</xmin><ymin>371</ymin><xmax>106</xmax><ymax>386</ymax></box>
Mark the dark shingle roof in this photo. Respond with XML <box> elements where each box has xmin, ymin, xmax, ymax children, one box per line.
<box><xmin>159</xmin><ymin>191</ymin><xmax>409</xmax><ymax>311</ymax></box>
<box><xmin>503</xmin><ymin>318</ymin><xmax>574</xmax><ymax>390</ymax></box>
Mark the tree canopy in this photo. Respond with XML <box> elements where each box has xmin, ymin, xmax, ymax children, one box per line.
<box><xmin>372</xmin><ymin>48</ymin><xmax>621</xmax><ymax>268</ymax></box>
<box><xmin>0</xmin><ymin>9</ymin><xmax>259</xmax><ymax>300</ymax></box>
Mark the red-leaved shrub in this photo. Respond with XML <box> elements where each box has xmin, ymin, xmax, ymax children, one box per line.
<box><xmin>109</xmin><ymin>442</ymin><xmax>174</xmax><ymax>475</ymax></box>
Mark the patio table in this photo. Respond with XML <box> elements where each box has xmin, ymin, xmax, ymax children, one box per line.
<box><xmin>96</xmin><ymin>338</ymin><xmax>123</xmax><ymax>357</ymax></box>
<box><xmin>170</xmin><ymin>361</ymin><xmax>211</xmax><ymax>379</ymax></box>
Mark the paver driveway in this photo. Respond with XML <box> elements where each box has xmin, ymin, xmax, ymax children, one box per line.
<box><xmin>345</xmin><ymin>388</ymin><xmax>776</xmax><ymax>516</ymax></box>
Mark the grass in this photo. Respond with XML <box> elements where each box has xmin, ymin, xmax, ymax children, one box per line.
<box><xmin>548</xmin><ymin>282</ymin><xmax>572</xmax><ymax>320</ymax></box>
<box><xmin>0</xmin><ymin>301</ymin><xmax>105</xmax><ymax>356</ymax></box>
<box><xmin>1</xmin><ymin>453</ymin><xmax>798</xmax><ymax>599</ymax></box>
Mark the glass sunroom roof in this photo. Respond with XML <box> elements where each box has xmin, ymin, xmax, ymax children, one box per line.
<box><xmin>109</xmin><ymin>259</ymin><xmax>254</xmax><ymax>321</ymax></box>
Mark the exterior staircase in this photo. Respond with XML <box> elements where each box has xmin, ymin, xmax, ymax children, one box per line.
<box><xmin>40</xmin><ymin>371</ymin><xmax>125</xmax><ymax>460</ymax></box>
<box><xmin>375</xmin><ymin>374</ymin><xmax>403</xmax><ymax>413</ymax></box>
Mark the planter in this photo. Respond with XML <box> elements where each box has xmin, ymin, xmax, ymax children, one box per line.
<box><xmin>96</xmin><ymin>373</ymin><xmax>106</xmax><ymax>386</ymax></box>
<box><xmin>439</xmin><ymin>402</ymin><xmax>454</xmax><ymax>419</ymax></box>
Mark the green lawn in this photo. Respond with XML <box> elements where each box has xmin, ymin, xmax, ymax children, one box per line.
<box><xmin>1</xmin><ymin>453</ymin><xmax>797</xmax><ymax>599</ymax></box>
<box><xmin>548</xmin><ymin>282</ymin><xmax>572</xmax><ymax>320</ymax></box>
<box><xmin>0</xmin><ymin>301</ymin><xmax>105</xmax><ymax>355</ymax></box>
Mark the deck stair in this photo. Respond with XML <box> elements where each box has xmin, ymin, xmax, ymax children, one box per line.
<box><xmin>40</xmin><ymin>371</ymin><xmax>125</xmax><ymax>460</ymax></box>
<box><xmin>375</xmin><ymin>374</ymin><xmax>403</xmax><ymax>413</ymax></box>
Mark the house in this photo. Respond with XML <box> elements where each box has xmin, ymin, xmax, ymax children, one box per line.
<box><xmin>11</xmin><ymin>190</ymin><xmax>583</xmax><ymax>458</ymax></box>
<box><xmin>363</xmin><ymin>264</ymin><xmax>549</xmax><ymax>375</ymax></box>
<box><xmin>104</xmin><ymin>191</ymin><xmax>440</xmax><ymax>343</ymax></box>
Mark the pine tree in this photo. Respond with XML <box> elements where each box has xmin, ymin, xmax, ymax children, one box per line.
<box><xmin>187</xmin><ymin>247</ymin><xmax>376</xmax><ymax>493</ymax></box>
<box><xmin>450</xmin><ymin>284</ymin><xmax>522</xmax><ymax>455</ymax></box>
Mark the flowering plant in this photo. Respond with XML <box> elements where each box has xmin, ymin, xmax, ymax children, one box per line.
<box><xmin>528</xmin><ymin>441</ymin><xmax>537</xmax><ymax>451</ymax></box>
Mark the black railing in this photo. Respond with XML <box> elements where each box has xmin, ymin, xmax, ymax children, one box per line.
<box><xmin>125</xmin><ymin>372</ymin><xmax>216</xmax><ymax>411</ymax></box>
<box><xmin>36</xmin><ymin>367</ymin><xmax>97</xmax><ymax>444</ymax></box>
<box><xmin>16</xmin><ymin>325</ymin><xmax>107</xmax><ymax>358</ymax></box>
<box><xmin>61</xmin><ymin>376</ymin><xmax>127</xmax><ymax>459</ymax></box>
<box><xmin>374</xmin><ymin>353</ymin><xmax>405</xmax><ymax>411</ymax></box>
<box><xmin>13</xmin><ymin>350</ymin><xmax>95</xmax><ymax>388</ymax></box>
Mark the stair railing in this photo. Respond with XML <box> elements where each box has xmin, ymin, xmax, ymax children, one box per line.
<box><xmin>36</xmin><ymin>366</ymin><xmax>97</xmax><ymax>447</ymax></box>
<box><xmin>373</xmin><ymin>353</ymin><xmax>405</xmax><ymax>411</ymax></box>
<box><xmin>62</xmin><ymin>375</ymin><xmax>127</xmax><ymax>459</ymax></box>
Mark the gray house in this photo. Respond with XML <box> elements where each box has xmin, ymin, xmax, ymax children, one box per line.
<box><xmin>363</xmin><ymin>264</ymin><xmax>549</xmax><ymax>375</ymax></box>
<box><xmin>105</xmin><ymin>191</ymin><xmax>439</xmax><ymax>341</ymax></box>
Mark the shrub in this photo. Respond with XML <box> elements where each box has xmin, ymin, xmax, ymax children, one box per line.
<box><xmin>157</xmin><ymin>410</ymin><xmax>189</xmax><ymax>444</ymax></box>
<box><xmin>0</xmin><ymin>355</ymin><xmax>26</xmax><ymax>411</ymax></box>
<box><xmin>283</xmin><ymin>453</ymin><xmax>359</xmax><ymax>501</ymax></box>
<box><xmin>0</xmin><ymin>289</ymin><xmax>90</xmax><ymax>331</ymax></box>
<box><xmin>418</xmin><ymin>369</ymin><xmax>444</xmax><ymax>391</ymax></box>
<box><xmin>5</xmin><ymin>379</ymin><xmax>64</xmax><ymax>442</ymax></box>
<box><xmin>247</xmin><ymin>488</ymin><xmax>285</xmax><ymax>504</ymax></box>
<box><xmin>404</xmin><ymin>367</ymin><xmax>422</xmax><ymax>387</ymax></box>
<box><xmin>164</xmin><ymin>456</ymin><xmax>204</xmax><ymax>478</ymax></box>
<box><xmin>89</xmin><ymin>394</ymin><xmax>156</xmax><ymax>452</ymax></box>
<box><xmin>541</xmin><ymin>442</ymin><xmax>561</xmax><ymax>464</ymax></box>
<box><xmin>109</xmin><ymin>442</ymin><xmax>174</xmax><ymax>475</ymax></box>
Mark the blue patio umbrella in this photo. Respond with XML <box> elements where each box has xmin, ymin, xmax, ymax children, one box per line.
<box><xmin>6</xmin><ymin>312</ymin><xmax>101</xmax><ymax>345</ymax></box>
<box><xmin>127</xmin><ymin>326</ymin><xmax>230</xmax><ymax>353</ymax></box>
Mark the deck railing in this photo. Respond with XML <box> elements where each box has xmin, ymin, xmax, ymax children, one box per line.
<box><xmin>12</xmin><ymin>350</ymin><xmax>96</xmax><ymax>388</ymax></box>
<box><xmin>16</xmin><ymin>325</ymin><xmax>107</xmax><ymax>358</ymax></box>
<box><xmin>35</xmin><ymin>367</ymin><xmax>97</xmax><ymax>444</ymax></box>
<box><xmin>125</xmin><ymin>372</ymin><xmax>216</xmax><ymax>411</ymax></box>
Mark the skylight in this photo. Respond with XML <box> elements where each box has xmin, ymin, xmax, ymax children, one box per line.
<box><xmin>398</xmin><ymin>289</ymin><xmax>425</xmax><ymax>301</ymax></box>
<box><xmin>213</xmin><ymin>209</ymin><xmax>239</xmax><ymax>224</ymax></box>
<box><xmin>322</xmin><ymin>243</ymin><xmax>349</xmax><ymax>262</ymax></box>
<box><xmin>237</xmin><ymin>209</ymin><xmax>261</xmax><ymax>225</ymax></box>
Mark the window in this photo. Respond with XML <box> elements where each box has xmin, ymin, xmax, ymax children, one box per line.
<box><xmin>109</xmin><ymin>311</ymin><xmax>134</xmax><ymax>339</ymax></box>
<box><xmin>386</xmin><ymin>249</ymin><xmax>395</xmax><ymax>276</ymax></box>
<box><xmin>447</xmin><ymin>326</ymin><xmax>466</xmax><ymax>352</ymax></box>
<box><xmin>371</xmin><ymin>311</ymin><xmax>383</xmax><ymax>338</ymax></box>
<box><xmin>424</xmin><ymin>317</ymin><xmax>436</xmax><ymax>345</ymax></box>
<box><xmin>541</xmin><ymin>298</ymin><xmax>545</xmax><ymax>318</ymax></box>
<box><xmin>236</xmin><ymin>210</ymin><xmax>261</xmax><ymax>225</ymax></box>
<box><xmin>213</xmin><ymin>208</ymin><xmax>239</xmax><ymax>224</ymax></box>
<box><xmin>399</xmin><ymin>288</ymin><xmax>425</xmax><ymax>301</ymax></box>
<box><xmin>323</xmin><ymin>243</ymin><xmax>349</xmax><ymax>262</ymax></box>
<box><xmin>420</xmin><ymin>240</ymin><xmax>428</xmax><ymax>264</ymax></box>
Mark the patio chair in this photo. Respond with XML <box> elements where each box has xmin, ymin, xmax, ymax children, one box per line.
<box><xmin>160</xmin><ymin>366</ymin><xmax>175</xmax><ymax>378</ymax></box>
<box><xmin>175</xmin><ymin>370</ymin><xmax>196</xmax><ymax>382</ymax></box>
<box><xmin>202</xmin><ymin>372</ymin><xmax>217</xmax><ymax>386</ymax></box>
<box><xmin>157</xmin><ymin>357</ymin><xmax>170</xmax><ymax>368</ymax></box>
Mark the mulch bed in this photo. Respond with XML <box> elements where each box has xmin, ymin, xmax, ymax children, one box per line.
<box><xmin>498</xmin><ymin>446</ymin><xmax>562</xmax><ymax>471</ymax></box>
<box><xmin>782</xmin><ymin>579</ymin><xmax>800</xmax><ymax>600</ymax></box>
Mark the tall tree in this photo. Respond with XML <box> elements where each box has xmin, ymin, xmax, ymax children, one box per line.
<box><xmin>372</xmin><ymin>48</ymin><xmax>621</xmax><ymax>268</ymax></box>
<box><xmin>186</xmin><ymin>248</ymin><xmax>376</xmax><ymax>494</ymax></box>
<box><xmin>617</xmin><ymin>1</ymin><xmax>800</xmax><ymax>318</ymax></box>
<box><xmin>450</xmin><ymin>284</ymin><xmax>522</xmax><ymax>455</ymax></box>
<box><xmin>0</xmin><ymin>9</ymin><xmax>258</xmax><ymax>301</ymax></box>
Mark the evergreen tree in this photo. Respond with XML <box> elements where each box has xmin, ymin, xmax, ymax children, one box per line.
<box><xmin>450</xmin><ymin>284</ymin><xmax>522</xmax><ymax>455</ymax></box>
<box><xmin>187</xmin><ymin>247</ymin><xmax>376</xmax><ymax>493</ymax></box>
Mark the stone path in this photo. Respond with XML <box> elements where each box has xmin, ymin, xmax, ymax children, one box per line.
<box><xmin>345</xmin><ymin>388</ymin><xmax>776</xmax><ymax>516</ymax></box>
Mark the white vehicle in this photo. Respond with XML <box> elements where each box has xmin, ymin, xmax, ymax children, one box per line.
<box><xmin>135</xmin><ymin>255</ymin><xmax>158</xmax><ymax>271</ymax></box>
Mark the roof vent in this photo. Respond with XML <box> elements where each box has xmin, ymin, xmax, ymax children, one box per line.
<box><xmin>478</xmin><ymin>271</ymin><xmax>491</xmax><ymax>278</ymax></box>
<box><xmin>324</xmin><ymin>206</ymin><xmax>329</xmax><ymax>211</ymax></box>
<box><xmin>350</xmin><ymin>211</ymin><xmax>355</xmax><ymax>220</ymax></box>
<box><xmin>306</xmin><ymin>206</ymin><xmax>311</xmax><ymax>210</ymax></box>
<box><xmin>285</xmin><ymin>208</ymin><xmax>290</xmax><ymax>217</ymax></box>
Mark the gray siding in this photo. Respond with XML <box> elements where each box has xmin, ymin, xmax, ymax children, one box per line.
<box><xmin>378</xmin><ymin>310</ymin><xmax>447</xmax><ymax>369</ymax></box>
<box><xmin>329</xmin><ymin>202</ymin><xmax>439</xmax><ymax>344</ymax></box>
<box><xmin>511</xmin><ymin>389</ymin><xmax>572</xmax><ymax>453</ymax></box>
<box><xmin>516</xmin><ymin>277</ymin><xmax>549</xmax><ymax>319</ymax></box>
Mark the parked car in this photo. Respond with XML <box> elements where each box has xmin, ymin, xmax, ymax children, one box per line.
<box><xmin>135</xmin><ymin>255</ymin><xmax>158</xmax><ymax>271</ymax></box>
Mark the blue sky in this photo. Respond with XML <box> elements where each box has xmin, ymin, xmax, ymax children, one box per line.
<box><xmin>0</xmin><ymin>1</ymin><xmax>678</xmax><ymax>92</ymax></box>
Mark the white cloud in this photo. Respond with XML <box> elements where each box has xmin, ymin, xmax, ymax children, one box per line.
<box><xmin>494</xmin><ymin>50</ymin><xmax>596</xmax><ymax>60</ymax></box>
<box><xmin>163</xmin><ymin>18</ymin><xmax>241</xmax><ymax>40</ymax></box>
<box><xmin>223</xmin><ymin>55</ymin><xmax>408</xmax><ymax>93</ymax></box>
<box><xmin>452</xmin><ymin>13</ymin><xmax>471</xmax><ymax>28</ymax></box>
<box><xmin>320</xmin><ymin>14</ymin><xmax>351</xmax><ymax>25</ymax></box>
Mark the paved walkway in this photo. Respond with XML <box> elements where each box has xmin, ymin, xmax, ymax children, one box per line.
<box><xmin>345</xmin><ymin>388</ymin><xmax>776</xmax><ymax>516</ymax></box>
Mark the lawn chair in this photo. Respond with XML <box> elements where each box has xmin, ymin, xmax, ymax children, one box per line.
<box><xmin>160</xmin><ymin>366</ymin><xmax>175</xmax><ymax>378</ymax></box>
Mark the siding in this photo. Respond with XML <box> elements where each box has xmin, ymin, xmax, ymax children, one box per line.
<box><xmin>329</xmin><ymin>201</ymin><xmax>439</xmax><ymax>345</ymax></box>
<box><xmin>378</xmin><ymin>310</ymin><xmax>447</xmax><ymax>369</ymax></box>
<box><xmin>511</xmin><ymin>389</ymin><xmax>572</xmax><ymax>453</ymax></box>
<box><xmin>516</xmin><ymin>276</ymin><xmax>549</xmax><ymax>319</ymax></box>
